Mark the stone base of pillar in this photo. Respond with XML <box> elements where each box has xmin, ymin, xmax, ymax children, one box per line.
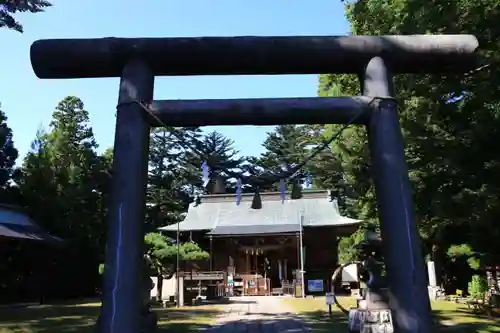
<box><xmin>140</xmin><ymin>310</ymin><xmax>158</xmax><ymax>333</ymax></box>
<box><xmin>349</xmin><ymin>288</ymin><xmax>394</xmax><ymax>333</ymax></box>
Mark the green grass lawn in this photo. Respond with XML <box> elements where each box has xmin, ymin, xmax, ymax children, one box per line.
<box><xmin>280</xmin><ymin>296</ymin><xmax>500</xmax><ymax>333</ymax></box>
<box><xmin>0</xmin><ymin>301</ymin><xmax>222</xmax><ymax>333</ymax></box>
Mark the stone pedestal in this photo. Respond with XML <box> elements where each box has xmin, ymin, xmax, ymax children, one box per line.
<box><xmin>96</xmin><ymin>276</ymin><xmax>157</xmax><ymax>333</ymax></box>
<box><xmin>141</xmin><ymin>276</ymin><xmax>157</xmax><ymax>332</ymax></box>
<box><xmin>348</xmin><ymin>288</ymin><xmax>394</xmax><ymax>333</ymax></box>
<box><xmin>140</xmin><ymin>310</ymin><xmax>158</xmax><ymax>333</ymax></box>
<box><xmin>348</xmin><ymin>308</ymin><xmax>394</xmax><ymax>333</ymax></box>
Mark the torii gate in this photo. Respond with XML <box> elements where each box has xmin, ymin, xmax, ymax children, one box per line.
<box><xmin>30</xmin><ymin>34</ymin><xmax>478</xmax><ymax>333</ymax></box>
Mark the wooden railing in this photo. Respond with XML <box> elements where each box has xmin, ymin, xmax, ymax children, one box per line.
<box><xmin>180</xmin><ymin>271</ymin><xmax>225</xmax><ymax>281</ymax></box>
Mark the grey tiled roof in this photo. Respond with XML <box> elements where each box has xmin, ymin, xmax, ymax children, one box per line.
<box><xmin>208</xmin><ymin>224</ymin><xmax>301</xmax><ymax>236</ymax></box>
<box><xmin>0</xmin><ymin>205</ymin><xmax>62</xmax><ymax>242</ymax></box>
<box><xmin>159</xmin><ymin>190</ymin><xmax>361</xmax><ymax>235</ymax></box>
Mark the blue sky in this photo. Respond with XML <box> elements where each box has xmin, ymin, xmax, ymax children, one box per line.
<box><xmin>0</xmin><ymin>0</ymin><xmax>350</xmax><ymax>162</ymax></box>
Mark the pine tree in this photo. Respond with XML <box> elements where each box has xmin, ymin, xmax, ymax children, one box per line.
<box><xmin>0</xmin><ymin>0</ymin><xmax>52</xmax><ymax>33</ymax></box>
<box><xmin>19</xmin><ymin>96</ymin><xmax>107</xmax><ymax>297</ymax></box>
<box><xmin>146</xmin><ymin>127</ymin><xmax>202</xmax><ymax>230</ymax></box>
<box><xmin>252</xmin><ymin>125</ymin><xmax>310</xmax><ymax>192</ymax></box>
<box><xmin>0</xmin><ymin>103</ymin><xmax>20</xmax><ymax>203</ymax></box>
<box><xmin>184</xmin><ymin>131</ymin><xmax>245</xmax><ymax>194</ymax></box>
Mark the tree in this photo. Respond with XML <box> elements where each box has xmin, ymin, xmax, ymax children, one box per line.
<box><xmin>468</xmin><ymin>275</ymin><xmax>488</xmax><ymax>301</ymax></box>
<box><xmin>19</xmin><ymin>96</ymin><xmax>107</xmax><ymax>297</ymax></box>
<box><xmin>307</xmin><ymin>82</ymin><xmax>372</xmax><ymax>217</ymax></box>
<box><xmin>144</xmin><ymin>232</ymin><xmax>209</xmax><ymax>300</ymax></box>
<box><xmin>41</xmin><ymin>96</ymin><xmax>102</xmax><ymax>242</ymax></box>
<box><xmin>146</xmin><ymin>127</ymin><xmax>202</xmax><ymax>231</ymax></box>
<box><xmin>251</xmin><ymin>125</ymin><xmax>310</xmax><ymax>192</ymax></box>
<box><xmin>259</xmin><ymin>125</ymin><xmax>308</xmax><ymax>170</ymax></box>
<box><xmin>183</xmin><ymin>131</ymin><xmax>245</xmax><ymax>194</ymax></box>
<box><xmin>0</xmin><ymin>0</ymin><xmax>52</xmax><ymax>33</ymax></box>
<box><xmin>0</xmin><ymin>103</ymin><xmax>20</xmax><ymax>204</ymax></box>
<box><xmin>323</xmin><ymin>0</ymin><xmax>500</xmax><ymax>290</ymax></box>
<box><xmin>99</xmin><ymin>232</ymin><xmax>209</xmax><ymax>301</ymax></box>
<box><xmin>19</xmin><ymin>127</ymin><xmax>57</xmax><ymax>229</ymax></box>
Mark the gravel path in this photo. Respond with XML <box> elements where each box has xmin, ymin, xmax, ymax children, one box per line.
<box><xmin>205</xmin><ymin>296</ymin><xmax>310</xmax><ymax>333</ymax></box>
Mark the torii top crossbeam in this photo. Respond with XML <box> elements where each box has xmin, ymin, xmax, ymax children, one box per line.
<box><xmin>30</xmin><ymin>35</ymin><xmax>478</xmax><ymax>79</ymax></box>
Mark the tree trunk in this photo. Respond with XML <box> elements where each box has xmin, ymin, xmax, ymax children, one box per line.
<box><xmin>156</xmin><ymin>274</ymin><xmax>163</xmax><ymax>302</ymax></box>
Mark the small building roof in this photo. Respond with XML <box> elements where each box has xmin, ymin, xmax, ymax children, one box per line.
<box><xmin>159</xmin><ymin>190</ymin><xmax>361</xmax><ymax>236</ymax></box>
<box><xmin>0</xmin><ymin>205</ymin><xmax>62</xmax><ymax>242</ymax></box>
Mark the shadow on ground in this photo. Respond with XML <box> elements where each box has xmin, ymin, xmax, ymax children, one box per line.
<box><xmin>0</xmin><ymin>302</ymin><xmax>100</xmax><ymax>333</ymax></box>
<box><xmin>155</xmin><ymin>307</ymin><xmax>223</xmax><ymax>333</ymax></box>
<box><xmin>0</xmin><ymin>301</ymin><xmax>226</xmax><ymax>333</ymax></box>
<box><xmin>288</xmin><ymin>309</ymin><xmax>500</xmax><ymax>333</ymax></box>
<box><xmin>294</xmin><ymin>310</ymin><xmax>349</xmax><ymax>332</ymax></box>
<box><xmin>432</xmin><ymin>309</ymin><xmax>500</xmax><ymax>332</ymax></box>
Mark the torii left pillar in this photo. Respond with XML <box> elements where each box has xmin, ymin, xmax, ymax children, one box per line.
<box><xmin>99</xmin><ymin>60</ymin><xmax>154</xmax><ymax>333</ymax></box>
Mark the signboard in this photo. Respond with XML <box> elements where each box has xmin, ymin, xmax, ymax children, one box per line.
<box><xmin>427</xmin><ymin>261</ymin><xmax>437</xmax><ymax>287</ymax></box>
<box><xmin>307</xmin><ymin>279</ymin><xmax>324</xmax><ymax>292</ymax></box>
<box><xmin>325</xmin><ymin>292</ymin><xmax>335</xmax><ymax>305</ymax></box>
<box><xmin>342</xmin><ymin>263</ymin><xmax>359</xmax><ymax>282</ymax></box>
<box><xmin>348</xmin><ymin>309</ymin><xmax>364</xmax><ymax>332</ymax></box>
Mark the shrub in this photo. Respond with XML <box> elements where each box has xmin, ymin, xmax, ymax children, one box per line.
<box><xmin>468</xmin><ymin>275</ymin><xmax>488</xmax><ymax>300</ymax></box>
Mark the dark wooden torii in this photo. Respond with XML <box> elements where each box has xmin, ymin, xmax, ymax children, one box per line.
<box><xmin>30</xmin><ymin>34</ymin><xmax>478</xmax><ymax>333</ymax></box>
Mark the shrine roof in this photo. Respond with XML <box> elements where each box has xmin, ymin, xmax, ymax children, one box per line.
<box><xmin>159</xmin><ymin>190</ymin><xmax>361</xmax><ymax>236</ymax></box>
<box><xmin>0</xmin><ymin>204</ymin><xmax>62</xmax><ymax>242</ymax></box>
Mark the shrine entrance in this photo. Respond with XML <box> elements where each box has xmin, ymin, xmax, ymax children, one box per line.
<box><xmin>30</xmin><ymin>33</ymin><xmax>479</xmax><ymax>333</ymax></box>
<box><xmin>235</xmin><ymin>239</ymin><xmax>295</xmax><ymax>291</ymax></box>
<box><xmin>216</xmin><ymin>234</ymin><xmax>300</xmax><ymax>297</ymax></box>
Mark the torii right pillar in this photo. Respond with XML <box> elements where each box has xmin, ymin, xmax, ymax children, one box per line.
<box><xmin>363</xmin><ymin>57</ymin><xmax>431</xmax><ymax>332</ymax></box>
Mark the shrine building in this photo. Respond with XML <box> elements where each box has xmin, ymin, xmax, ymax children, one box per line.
<box><xmin>159</xmin><ymin>189</ymin><xmax>361</xmax><ymax>296</ymax></box>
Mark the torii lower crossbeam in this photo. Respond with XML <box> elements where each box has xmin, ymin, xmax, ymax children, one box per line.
<box><xmin>147</xmin><ymin>97</ymin><xmax>373</xmax><ymax>126</ymax></box>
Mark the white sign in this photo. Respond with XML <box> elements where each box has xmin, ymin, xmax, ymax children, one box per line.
<box><xmin>342</xmin><ymin>263</ymin><xmax>359</xmax><ymax>282</ymax></box>
<box><xmin>308</xmin><ymin>279</ymin><xmax>324</xmax><ymax>292</ymax></box>
<box><xmin>427</xmin><ymin>261</ymin><xmax>437</xmax><ymax>287</ymax></box>
<box><xmin>325</xmin><ymin>292</ymin><xmax>335</xmax><ymax>305</ymax></box>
